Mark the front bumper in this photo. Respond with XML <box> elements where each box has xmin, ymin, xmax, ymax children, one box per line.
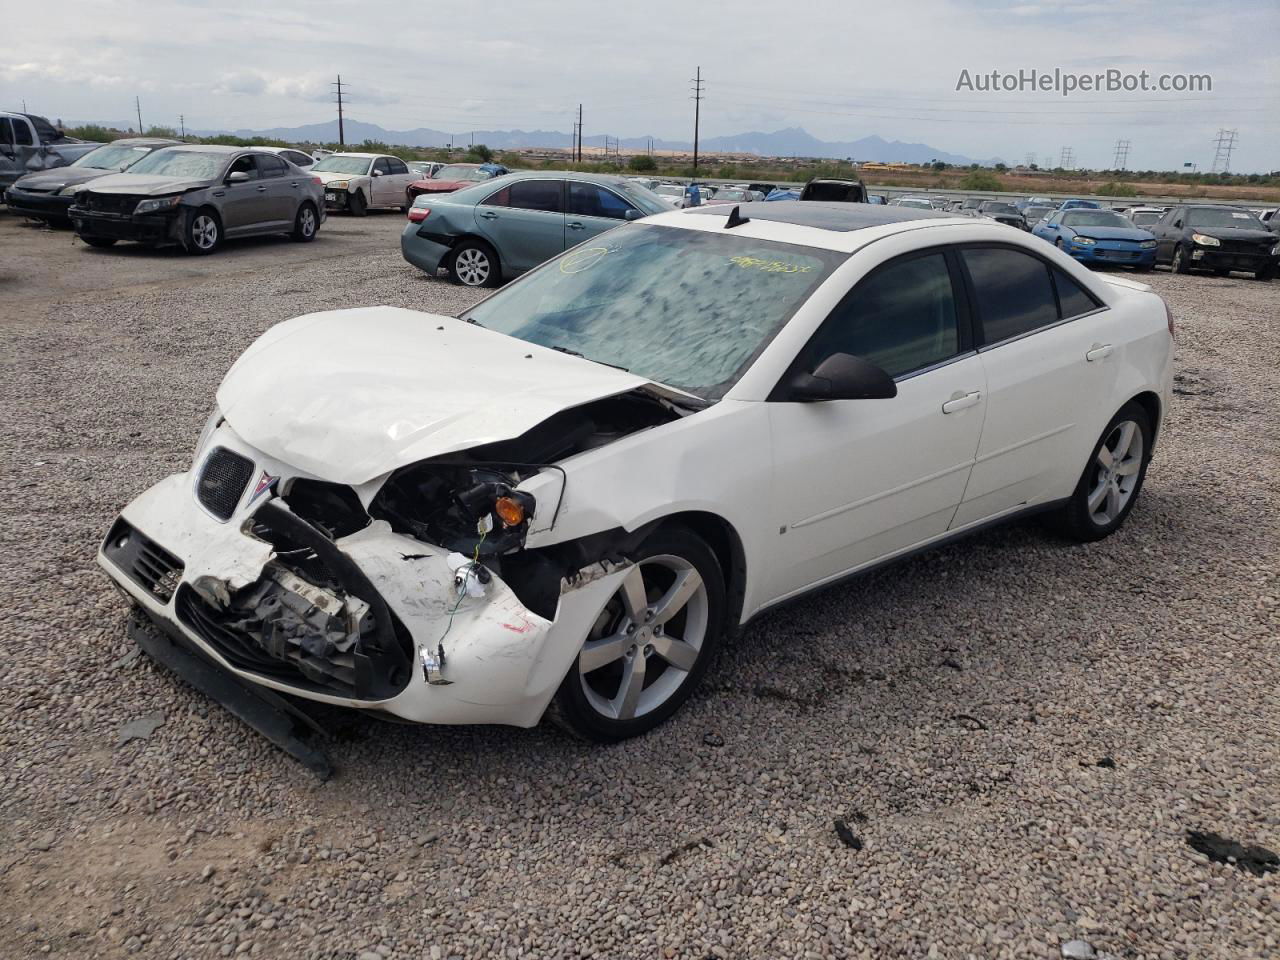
<box><xmin>98</xmin><ymin>427</ymin><xmax>626</xmax><ymax>727</ymax></box>
<box><xmin>71</xmin><ymin>207</ymin><xmax>182</xmax><ymax>244</ymax></box>
<box><xmin>322</xmin><ymin>188</ymin><xmax>350</xmax><ymax>211</ymax></box>
<box><xmin>400</xmin><ymin>221</ymin><xmax>452</xmax><ymax>276</ymax></box>
<box><xmin>1189</xmin><ymin>246</ymin><xmax>1277</xmax><ymax>272</ymax></box>
<box><xmin>1067</xmin><ymin>241</ymin><xmax>1156</xmax><ymax>267</ymax></box>
<box><xmin>4</xmin><ymin>186</ymin><xmax>73</xmax><ymax>220</ymax></box>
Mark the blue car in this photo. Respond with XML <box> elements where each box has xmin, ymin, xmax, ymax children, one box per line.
<box><xmin>1058</xmin><ymin>198</ymin><xmax>1101</xmax><ymax>210</ymax></box>
<box><xmin>1033</xmin><ymin>209</ymin><xmax>1156</xmax><ymax>270</ymax></box>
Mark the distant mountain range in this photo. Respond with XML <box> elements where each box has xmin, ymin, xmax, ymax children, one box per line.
<box><xmin>159</xmin><ymin>118</ymin><xmax>974</xmax><ymax>164</ymax></box>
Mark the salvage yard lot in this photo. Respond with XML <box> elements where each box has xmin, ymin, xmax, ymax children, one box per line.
<box><xmin>1</xmin><ymin>209</ymin><xmax>1277</xmax><ymax>959</ymax></box>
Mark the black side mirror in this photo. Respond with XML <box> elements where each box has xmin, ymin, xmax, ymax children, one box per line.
<box><xmin>786</xmin><ymin>353</ymin><xmax>897</xmax><ymax>402</ymax></box>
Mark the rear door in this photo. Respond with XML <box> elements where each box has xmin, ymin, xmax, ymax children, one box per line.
<box><xmin>474</xmin><ymin>179</ymin><xmax>565</xmax><ymax>273</ymax></box>
<box><xmin>565</xmin><ymin>181</ymin><xmax>639</xmax><ymax>243</ymax></box>
<box><xmin>951</xmin><ymin>245</ymin><xmax>1119</xmax><ymax>527</ymax></box>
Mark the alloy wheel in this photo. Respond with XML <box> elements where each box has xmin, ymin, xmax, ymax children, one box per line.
<box><xmin>578</xmin><ymin>556</ymin><xmax>709</xmax><ymax>721</ymax></box>
<box><xmin>192</xmin><ymin>215</ymin><xmax>218</xmax><ymax>250</ymax></box>
<box><xmin>1086</xmin><ymin>419</ymin><xmax>1144</xmax><ymax>525</ymax></box>
<box><xmin>454</xmin><ymin>247</ymin><xmax>491</xmax><ymax>285</ymax></box>
<box><xmin>300</xmin><ymin>208</ymin><xmax>316</xmax><ymax>237</ymax></box>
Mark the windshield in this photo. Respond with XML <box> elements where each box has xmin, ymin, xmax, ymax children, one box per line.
<box><xmin>981</xmin><ymin>202</ymin><xmax>1019</xmax><ymax>215</ymax></box>
<box><xmin>435</xmin><ymin>164</ymin><xmax>487</xmax><ymax>181</ymax></box>
<box><xmin>1024</xmin><ymin>206</ymin><xmax>1052</xmax><ymax>221</ymax></box>
<box><xmin>1188</xmin><ymin>208</ymin><xmax>1265</xmax><ymax>229</ymax></box>
<box><xmin>899</xmin><ymin>199</ymin><xmax>933</xmax><ymax>208</ymax></box>
<box><xmin>461</xmin><ymin>224</ymin><xmax>844</xmax><ymax>398</ymax></box>
<box><xmin>124</xmin><ymin>150</ymin><xmax>225</xmax><ymax>179</ymax></box>
<box><xmin>716</xmin><ymin>188</ymin><xmax>749</xmax><ymax>201</ymax></box>
<box><xmin>654</xmin><ymin>184</ymin><xmax>683</xmax><ymax>197</ymax></box>
<box><xmin>1062</xmin><ymin>211</ymin><xmax>1132</xmax><ymax>228</ymax></box>
<box><xmin>1130</xmin><ymin>211</ymin><xmax>1161</xmax><ymax>226</ymax></box>
<box><xmin>72</xmin><ymin>143</ymin><xmax>159</xmax><ymax>171</ymax></box>
<box><xmin>312</xmin><ymin>156</ymin><xmax>374</xmax><ymax>175</ymax></box>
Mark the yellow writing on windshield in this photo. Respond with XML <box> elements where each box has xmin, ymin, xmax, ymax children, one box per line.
<box><xmin>728</xmin><ymin>255</ymin><xmax>814</xmax><ymax>274</ymax></box>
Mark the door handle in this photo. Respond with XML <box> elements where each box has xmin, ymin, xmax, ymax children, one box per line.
<box><xmin>478</xmin><ymin>211</ymin><xmax>499</xmax><ymax>220</ymax></box>
<box><xmin>1085</xmin><ymin>343</ymin><xmax>1113</xmax><ymax>362</ymax></box>
<box><xmin>257</xmin><ymin>185</ymin><xmax>267</xmax><ymax>192</ymax></box>
<box><xmin>567</xmin><ymin>221</ymin><xmax>584</xmax><ymax>230</ymax></box>
<box><xmin>941</xmin><ymin>390</ymin><xmax>982</xmax><ymax>414</ymax></box>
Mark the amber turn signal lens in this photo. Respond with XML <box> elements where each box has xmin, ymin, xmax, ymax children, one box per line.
<box><xmin>494</xmin><ymin>496</ymin><xmax>526</xmax><ymax>527</ymax></box>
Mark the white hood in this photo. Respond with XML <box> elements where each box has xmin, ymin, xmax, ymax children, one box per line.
<box><xmin>216</xmin><ymin>306</ymin><xmax>648</xmax><ymax>485</ymax></box>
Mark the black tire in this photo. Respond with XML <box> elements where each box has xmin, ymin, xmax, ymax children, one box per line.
<box><xmin>347</xmin><ymin>189</ymin><xmax>367</xmax><ymax>217</ymax></box>
<box><xmin>550</xmin><ymin>527</ymin><xmax>726</xmax><ymax>742</ymax></box>
<box><xmin>1171</xmin><ymin>244</ymin><xmax>1190</xmax><ymax>274</ymax></box>
<box><xmin>81</xmin><ymin>236</ymin><xmax>117</xmax><ymax>248</ymax></box>
<box><xmin>1134</xmin><ymin>263</ymin><xmax>1154</xmax><ymax>273</ymax></box>
<box><xmin>291</xmin><ymin>202</ymin><xmax>318</xmax><ymax>242</ymax></box>
<box><xmin>184</xmin><ymin>207</ymin><xmax>222</xmax><ymax>256</ymax></box>
<box><xmin>1051</xmin><ymin>401</ymin><xmax>1153</xmax><ymax>543</ymax></box>
<box><xmin>1256</xmin><ymin>265</ymin><xmax>1276</xmax><ymax>282</ymax></box>
<box><xmin>448</xmin><ymin>238</ymin><xmax>502</xmax><ymax>288</ymax></box>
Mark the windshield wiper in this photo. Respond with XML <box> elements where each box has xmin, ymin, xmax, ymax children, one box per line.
<box><xmin>548</xmin><ymin>345</ymin><xmax>628</xmax><ymax>372</ymax></box>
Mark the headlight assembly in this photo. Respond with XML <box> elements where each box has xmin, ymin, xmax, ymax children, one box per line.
<box><xmin>1140</xmin><ymin>240</ymin><xmax>1157</xmax><ymax>249</ymax></box>
<box><xmin>1191</xmin><ymin>233</ymin><xmax>1220</xmax><ymax>247</ymax></box>
<box><xmin>134</xmin><ymin>195</ymin><xmax>182</xmax><ymax>215</ymax></box>
<box><xmin>328</xmin><ymin>180</ymin><xmax>349</xmax><ymax>190</ymax></box>
<box><xmin>1072</xmin><ymin>236</ymin><xmax>1096</xmax><ymax>246</ymax></box>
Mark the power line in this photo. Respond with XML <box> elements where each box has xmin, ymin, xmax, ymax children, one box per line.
<box><xmin>332</xmin><ymin>75</ymin><xmax>347</xmax><ymax>146</ymax></box>
<box><xmin>1211</xmin><ymin>128</ymin><xmax>1238</xmax><ymax>172</ymax></box>
<box><xmin>1113</xmin><ymin>139</ymin><xmax>1131</xmax><ymax>170</ymax></box>
<box><xmin>691</xmin><ymin>66</ymin><xmax>704</xmax><ymax>177</ymax></box>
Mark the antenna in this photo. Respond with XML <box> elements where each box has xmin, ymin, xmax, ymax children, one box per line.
<box><xmin>691</xmin><ymin>66</ymin><xmax>704</xmax><ymax>177</ymax></box>
<box><xmin>332</xmin><ymin>75</ymin><xmax>347</xmax><ymax>146</ymax></box>
<box><xmin>1112</xmin><ymin>139</ymin><xmax>1131</xmax><ymax>171</ymax></box>
<box><xmin>1211</xmin><ymin>129</ymin><xmax>1237</xmax><ymax>173</ymax></box>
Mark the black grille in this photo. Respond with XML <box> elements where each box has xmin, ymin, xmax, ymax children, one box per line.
<box><xmin>103</xmin><ymin>518</ymin><xmax>185</xmax><ymax>602</ymax></box>
<box><xmin>197</xmin><ymin>447</ymin><xmax>254</xmax><ymax>521</ymax></box>
<box><xmin>82</xmin><ymin>193</ymin><xmax>142</xmax><ymax>215</ymax></box>
<box><xmin>1219</xmin><ymin>239</ymin><xmax>1269</xmax><ymax>256</ymax></box>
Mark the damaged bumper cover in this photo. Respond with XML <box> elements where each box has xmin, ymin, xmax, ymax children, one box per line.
<box><xmin>97</xmin><ymin>438</ymin><xmax>628</xmax><ymax>727</ymax></box>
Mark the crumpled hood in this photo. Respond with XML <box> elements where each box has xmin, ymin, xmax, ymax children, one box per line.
<box><xmin>1069</xmin><ymin>225</ymin><xmax>1155</xmax><ymax>241</ymax></box>
<box><xmin>217</xmin><ymin>306</ymin><xmax>649</xmax><ymax>485</ymax></box>
<box><xmin>13</xmin><ymin>167</ymin><xmax>109</xmax><ymax>193</ymax></box>
<box><xmin>312</xmin><ymin>170</ymin><xmax>366</xmax><ymax>185</ymax></box>
<box><xmin>81</xmin><ymin>172</ymin><xmax>213</xmax><ymax>196</ymax></box>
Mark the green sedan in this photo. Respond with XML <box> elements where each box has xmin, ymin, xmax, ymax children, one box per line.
<box><xmin>401</xmin><ymin>171</ymin><xmax>670</xmax><ymax>287</ymax></box>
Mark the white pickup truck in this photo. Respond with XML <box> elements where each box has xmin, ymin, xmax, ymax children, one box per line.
<box><xmin>0</xmin><ymin>112</ymin><xmax>102</xmax><ymax>194</ymax></box>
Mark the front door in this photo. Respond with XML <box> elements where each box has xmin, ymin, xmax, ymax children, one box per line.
<box><xmin>473</xmin><ymin>179</ymin><xmax>565</xmax><ymax>274</ymax></box>
<box><xmin>219</xmin><ymin>154</ymin><xmax>265</xmax><ymax>232</ymax></box>
<box><xmin>565</xmin><ymin>181</ymin><xmax>637</xmax><ymax>244</ymax></box>
<box><xmin>765</xmin><ymin>250</ymin><xmax>987</xmax><ymax>602</ymax></box>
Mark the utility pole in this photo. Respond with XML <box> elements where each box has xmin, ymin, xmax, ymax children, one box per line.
<box><xmin>1059</xmin><ymin>146</ymin><xmax>1074</xmax><ymax>170</ymax></box>
<box><xmin>1211</xmin><ymin>128</ymin><xmax>1237</xmax><ymax>173</ymax></box>
<box><xmin>135</xmin><ymin>97</ymin><xmax>143</xmax><ymax>134</ymax></box>
<box><xmin>179</xmin><ymin>114</ymin><xmax>186</xmax><ymax>139</ymax></box>
<box><xmin>690</xmin><ymin>66</ymin><xmax>704</xmax><ymax>177</ymax></box>
<box><xmin>1112</xmin><ymin>138</ymin><xmax>1131</xmax><ymax>170</ymax></box>
<box><xmin>574</xmin><ymin>104</ymin><xmax>583</xmax><ymax>163</ymax></box>
<box><xmin>332</xmin><ymin>75</ymin><xmax>347</xmax><ymax>146</ymax></box>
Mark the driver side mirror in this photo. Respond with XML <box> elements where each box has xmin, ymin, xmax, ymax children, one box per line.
<box><xmin>624</xmin><ymin>208</ymin><xmax>644</xmax><ymax>221</ymax></box>
<box><xmin>372</xmin><ymin>169</ymin><xmax>384</xmax><ymax>177</ymax></box>
<box><xmin>785</xmin><ymin>353</ymin><xmax>897</xmax><ymax>402</ymax></box>
<box><xmin>226</xmin><ymin>170</ymin><xmax>251</xmax><ymax>184</ymax></box>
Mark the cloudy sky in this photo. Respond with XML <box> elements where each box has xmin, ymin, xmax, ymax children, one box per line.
<box><xmin>4</xmin><ymin>0</ymin><xmax>1277</xmax><ymax>171</ymax></box>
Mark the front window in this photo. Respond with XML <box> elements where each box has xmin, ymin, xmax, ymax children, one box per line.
<box><xmin>1187</xmin><ymin>208</ymin><xmax>1265</xmax><ymax>229</ymax></box>
<box><xmin>124</xmin><ymin>150</ymin><xmax>226</xmax><ymax>179</ymax></box>
<box><xmin>461</xmin><ymin>224</ymin><xmax>845</xmax><ymax>399</ymax></box>
<box><xmin>312</xmin><ymin>156</ymin><xmax>374</xmax><ymax>175</ymax></box>
<box><xmin>1131</xmin><ymin>212</ymin><xmax>1160</xmax><ymax>226</ymax></box>
<box><xmin>72</xmin><ymin>143</ymin><xmax>157</xmax><ymax>171</ymax></box>
<box><xmin>435</xmin><ymin>164</ymin><xmax>487</xmax><ymax>181</ymax></box>
<box><xmin>1062</xmin><ymin>211</ymin><xmax>1132</xmax><ymax>228</ymax></box>
<box><xmin>716</xmin><ymin>188</ymin><xmax>749</xmax><ymax>202</ymax></box>
<box><xmin>981</xmin><ymin>202</ymin><xmax>1020</xmax><ymax>216</ymax></box>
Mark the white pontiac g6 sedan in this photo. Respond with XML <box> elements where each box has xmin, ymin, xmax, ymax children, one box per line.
<box><xmin>99</xmin><ymin>202</ymin><xmax>1173</xmax><ymax>749</ymax></box>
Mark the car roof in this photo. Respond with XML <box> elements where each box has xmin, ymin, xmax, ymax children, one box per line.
<box><xmin>685</xmin><ymin>200</ymin><xmax>949</xmax><ymax>232</ymax></box>
<box><xmin>491</xmin><ymin>169</ymin><xmax>635</xmax><ymax>186</ymax></box>
<box><xmin>163</xmin><ymin>144</ymin><xmax>246</xmax><ymax>154</ymax></box>
<box><xmin>104</xmin><ymin>137</ymin><xmax>183</xmax><ymax>147</ymax></box>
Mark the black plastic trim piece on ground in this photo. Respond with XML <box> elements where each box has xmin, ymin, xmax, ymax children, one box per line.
<box><xmin>127</xmin><ymin>606</ymin><xmax>333</xmax><ymax>780</ymax></box>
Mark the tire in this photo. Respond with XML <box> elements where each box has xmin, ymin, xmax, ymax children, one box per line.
<box><xmin>550</xmin><ymin>528</ymin><xmax>726</xmax><ymax>742</ymax></box>
<box><xmin>347</xmin><ymin>189</ymin><xmax>367</xmax><ymax>217</ymax></box>
<box><xmin>1213</xmin><ymin>268</ymin><xmax>1231</xmax><ymax>277</ymax></box>
<box><xmin>1051</xmin><ymin>401</ymin><xmax>1153</xmax><ymax>542</ymax></box>
<box><xmin>1256</xmin><ymin>265</ymin><xmax>1276</xmax><ymax>282</ymax></box>
<box><xmin>1134</xmin><ymin>263</ymin><xmax>1153</xmax><ymax>273</ymax></box>
<box><xmin>1055</xmin><ymin>238</ymin><xmax>1065</xmax><ymax>250</ymax></box>
<box><xmin>448</xmin><ymin>238</ymin><xmax>501</xmax><ymax>288</ymax></box>
<box><xmin>291</xmin><ymin>202</ymin><xmax>318</xmax><ymax>242</ymax></box>
<box><xmin>81</xmin><ymin>236</ymin><xmax>117</xmax><ymax>248</ymax></box>
<box><xmin>1171</xmin><ymin>244</ymin><xmax>1190</xmax><ymax>274</ymax></box>
<box><xmin>184</xmin><ymin>207</ymin><xmax>222</xmax><ymax>255</ymax></box>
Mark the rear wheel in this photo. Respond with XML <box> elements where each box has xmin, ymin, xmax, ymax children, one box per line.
<box><xmin>448</xmin><ymin>239</ymin><xmax>501</xmax><ymax>287</ymax></box>
<box><xmin>184</xmin><ymin>207</ymin><xmax>221</xmax><ymax>255</ymax></box>
<box><xmin>1171</xmin><ymin>244</ymin><xmax>1190</xmax><ymax>274</ymax></box>
<box><xmin>81</xmin><ymin>236</ymin><xmax>117</xmax><ymax>248</ymax></box>
<box><xmin>550</xmin><ymin>528</ymin><xmax>725</xmax><ymax>742</ymax></box>
<box><xmin>291</xmin><ymin>202</ymin><xmax>318</xmax><ymax>242</ymax></box>
<box><xmin>348</xmin><ymin>189</ymin><xmax>367</xmax><ymax>217</ymax></box>
<box><xmin>1051</xmin><ymin>401</ymin><xmax>1152</xmax><ymax>542</ymax></box>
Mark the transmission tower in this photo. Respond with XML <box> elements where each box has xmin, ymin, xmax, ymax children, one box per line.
<box><xmin>1112</xmin><ymin>139</ymin><xmax>1131</xmax><ymax>170</ymax></box>
<box><xmin>690</xmin><ymin>66</ymin><xmax>705</xmax><ymax>177</ymax></box>
<box><xmin>331</xmin><ymin>75</ymin><xmax>348</xmax><ymax>146</ymax></box>
<box><xmin>1059</xmin><ymin>146</ymin><xmax>1074</xmax><ymax>170</ymax></box>
<box><xmin>1211</xmin><ymin>129</ymin><xmax>1238</xmax><ymax>173</ymax></box>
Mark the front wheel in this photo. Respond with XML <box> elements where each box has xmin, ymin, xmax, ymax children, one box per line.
<box><xmin>550</xmin><ymin>528</ymin><xmax>726</xmax><ymax>742</ymax></box>
<box><xmin>185</xmin><ymin>208</ymin><xmax>222</xmax><ymax>255</ymax></box>
<box><xmin>291</xmin><ymin>202</ymin><xmax>318</xmax><ymax>242</ymax></box>
<box><xmin>1256</xmin><ymin>265</ymin><xmax>1276</xmax><ymax>282</ymax></box>
<box><xmin>1051</xmin><ymin>401</ymin><xmax>1153</xmax><ymax>542</ymax></box>
<box><xmin>347</xmin><ymin>189</ymin><xmax>367</xmax><ymax>217</ymax></box>
<box><xmin>448</xmin><ymin>239</ymin><xmax>501</xmax><ymax>287</ymax></box>
<box><xmin>81</xmin><ymin>236</ymin><xmax>117</xmax><ymax>248</ymax></box>
<box><xmin>1171</xmin><ymin>244</ymin><xmax>1190</xmax><ymax>274</ymax></box>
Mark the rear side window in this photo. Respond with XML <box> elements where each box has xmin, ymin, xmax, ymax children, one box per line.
<box><xmin>1053</xmin><ymin>268</ymin><xmax>1102</xmax><ymax>319</ymax></box>
<box><xmin>802</xmin><ymin>252</ymin><xmax>961</xmax><ymax>378</ymax></box>
<box><xmin>257</xmin><ymin>155</ymin><xmax>288</xmax><ymax>178</ymax></box>
<box><xmin>962</xmin><ymin>247</ymin><xmax>1058</xmax><ymax>344</ymax></box>
<box><xmin>506</xmin><ymin>179</ymin><xmax>564</xmax><ymax>213</ymax></box>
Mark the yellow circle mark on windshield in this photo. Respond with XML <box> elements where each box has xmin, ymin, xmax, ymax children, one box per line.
<box><xmin>560</xmin><ymin>246</ymin><xmax>610</xmax><ymax>274</ymax></box>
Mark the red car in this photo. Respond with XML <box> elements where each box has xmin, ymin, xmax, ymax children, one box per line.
<box><xmin>406</xmin><ymin>162</ymin><xmax>508</xmax><ymax>200</ymax></box>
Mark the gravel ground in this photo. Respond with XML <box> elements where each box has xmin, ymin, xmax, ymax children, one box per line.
<box><xmin>1</xmin><ymin>209</ymin><xmax>1277</xmax><ymax>960</ymax></box>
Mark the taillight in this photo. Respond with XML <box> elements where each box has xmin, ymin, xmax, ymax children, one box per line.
<box><xmin>1163</xmin><ymin>298</ymin><xmax>1175</xmax><ymax>339</ymax></box>
<box><xmin>311</xmin><ymin>176</ymin><xmax>322</xmax><ymax>185</ymax></box>
<box><xmin>408</xmin><ymin>208</ymin><xmax>429</xmax><ymax>223</ymax></box>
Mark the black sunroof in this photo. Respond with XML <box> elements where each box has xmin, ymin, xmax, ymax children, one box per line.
<box><xmin>685</xmin><ymin>200</ymin><xmax>950</xmax><ymax>232</ymax></box>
